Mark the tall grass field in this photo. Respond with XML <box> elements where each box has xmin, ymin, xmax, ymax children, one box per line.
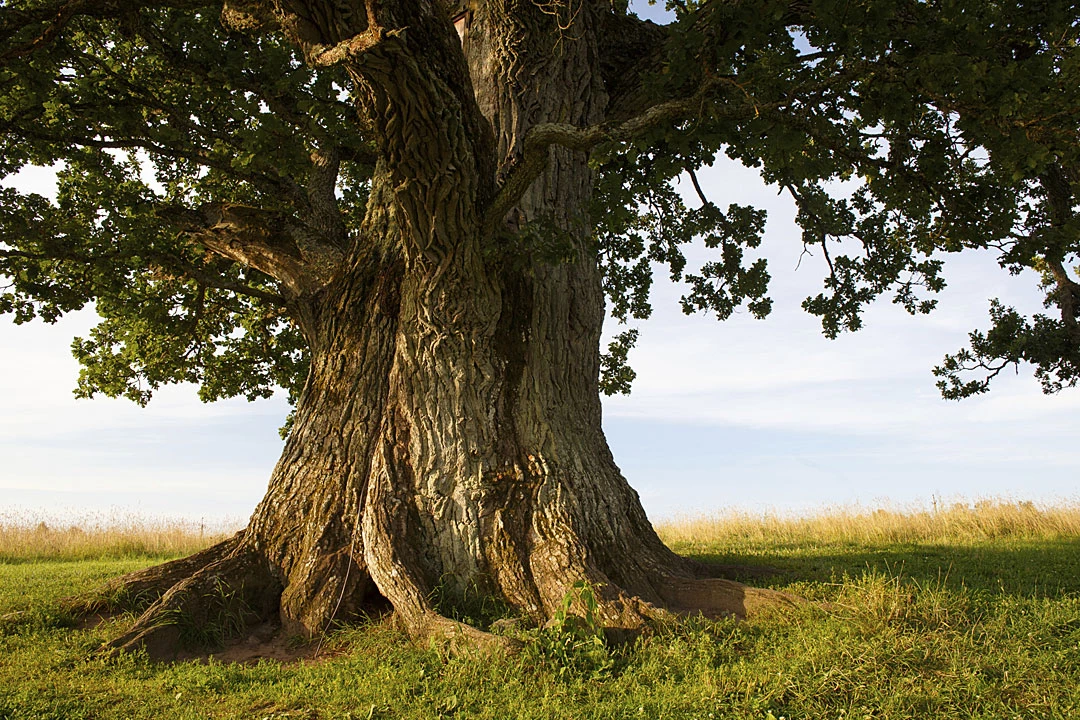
<box><xmin>2</xmin><ymin>500</ymin><xmax>1078</xmax><ymax>719</ymax></box>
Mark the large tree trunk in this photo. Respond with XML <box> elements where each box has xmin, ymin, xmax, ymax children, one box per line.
<box><xmin>88</xmin><ymin>1</ymin><xmax>795</xmax><ymax>657</ymax></box>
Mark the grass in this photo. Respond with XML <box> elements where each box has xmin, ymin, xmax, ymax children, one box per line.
<box><xmin>1</xmin><ymin>499</ymin><xmax>1079</xmax><ymax>719</ymax></box>
<box><xmin>0</xmin><ymin>510</ymin><xmax>239</xmax><ymax>563</ymax></box>
<box><xmin>656</xmin><ymin>498</ymin><xmax>1080</xmax><ymax>547</ymax></box>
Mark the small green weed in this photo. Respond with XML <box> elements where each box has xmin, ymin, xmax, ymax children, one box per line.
<box><xmin>529</xmin><ymin>580</ymin><xmax>614</xmax><ymax>680</ymax></box>
<box><xmin>0</xmin><ymin>605</ymin><xmax>78</xmax><ymax>636</ymax></box>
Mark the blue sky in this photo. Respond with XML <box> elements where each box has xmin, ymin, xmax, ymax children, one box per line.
<box><xmin>3</xmin><ymin>14</ymin><xmax>1078</xmax><ymax>524</ymax></box>
<box><xmin>603</xmin><ymin>158</ymin><xmax>1080</xmax><ymax>517</ymax></box>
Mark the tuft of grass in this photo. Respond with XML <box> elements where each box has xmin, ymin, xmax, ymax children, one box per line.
<box><xmin>0</xmin><ymin>510</ymin><xmax>239</xmax><ymax>563</ymax></box>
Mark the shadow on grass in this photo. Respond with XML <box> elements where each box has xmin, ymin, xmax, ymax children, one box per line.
<box><xmin>683</xmin><ymin>536</ymin><xmax>1080</xmax><ymax>598</ymax></box>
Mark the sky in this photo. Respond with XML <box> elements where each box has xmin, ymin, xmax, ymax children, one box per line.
<box><xmin>602</xmin><ymin>160</ymin><xmax>1080</xmax><ymax>517</ymax></box>
<box><xmin>3</xmin><ymin>12</ymin><xmax>1078</xmax><ymax>525</ymax></box>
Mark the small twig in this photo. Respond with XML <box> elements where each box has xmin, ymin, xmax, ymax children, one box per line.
<box><xmin>686</xmin><ymin>167</ymin><xmax>712</xmax><ymax>208</ymax></box>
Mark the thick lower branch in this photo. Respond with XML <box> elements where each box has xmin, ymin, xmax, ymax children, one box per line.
<box><xmin>157</xmin><ymin>202</ymin><xmax>344</xmax><ymax>298</ymax></box>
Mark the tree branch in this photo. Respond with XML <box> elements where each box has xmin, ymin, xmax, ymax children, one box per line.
<box><xmin>8</xmin><ymin>122</ymin><xmax>308</xmax><ymax>206</ymax></box>
<box><xmin>686</xmin><ymin>167</ymin><xmax>712</xmax><ymax>208</ymax></box>
<box><xmin>129</xmin><ymin>12</ymin><xmax>356</xmax><ymax>143</ymax></box>
<box><xmin>484</xmin><ymin>77</ymin><xmax>754</xmax><ymax>235</ymax></box>
<box><xmin>2</xmin><ymin>236</ymin><xmax>284</xmax><ymax>305</ymax></box>
<box><xmin>305</xmin><ymin>26</ymin><xmax>404</xmax><ymax>67</ymax></box>
<box><xmin>157</xmin><ymin>203</ymin><xmax>344</xmax><ymax>298</ymax></box>
<box><xmin>183</xmin><ymin>265</ymin><xmax>286</xmax><ymax>306</ymax></box>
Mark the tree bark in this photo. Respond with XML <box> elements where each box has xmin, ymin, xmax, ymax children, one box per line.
<box><xmin>85</xmin><ymin>0</ymin><xmax>797</xmax><ymax>657</ymax></box>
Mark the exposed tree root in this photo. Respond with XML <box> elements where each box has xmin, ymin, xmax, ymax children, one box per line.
<box><xmin>660</xmin><ymin>575</ymin><xmax>805</xmax><ymax>619</ymax></box>
<box><xmin>61</xmin><ymin>542</ymin><xmax>804</xmax><ymax>661</ymax></box>
<box><xmin>404</xmin><ymin>611</ymin><xmax>524</xmax><ymax>655</ymax></box>
<box><xmin>61</xmin><ymin>534</ymin><xmax>244</xmax><ymax>618</ymax></box>
<box><xmin>58</xmin><ymin>494</ymin><xmax>802</xmax><ymax>662</ymax></box>
<box><xmin>385</xmin><ymin>560</ymin><xmax>804</xmax><ymax>657</ymax></box>
<box><xmin>103</xmin><ymin>548</ymin><xmax>281</xmax><ymax>661</ymax></box>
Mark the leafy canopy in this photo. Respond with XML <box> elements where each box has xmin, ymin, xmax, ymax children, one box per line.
<box><xmin>1</xmin><ymin>0</ymin><xmax>1078</xmax><ymax>411</ymax></box>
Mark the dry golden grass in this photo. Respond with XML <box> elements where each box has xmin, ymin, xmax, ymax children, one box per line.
<box><xmin>0</xmin><ymin>510</ymin><xmax>239</xmax><ymax>562</ymax></box>
<box><xmin>3</xmin><ymin>498</ymin><xmax>1078</xmax><ymax>563</ymax></box>
<box><xmin>656</xmin><ymin>498</ymin><xmax>1080</xmax><ymax>547</ymax></box>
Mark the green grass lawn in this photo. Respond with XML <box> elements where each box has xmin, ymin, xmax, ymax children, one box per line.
<box><xmin>2</xmin><ymin>505</ymin><xmax>1078</xmax><ymax>719</ymax></box>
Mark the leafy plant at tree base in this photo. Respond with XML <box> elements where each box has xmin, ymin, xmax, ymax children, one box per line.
<box><xmin>532</xmin><ymin>581</ymin><xmax>614</xmax><ymax>681</ymax></box>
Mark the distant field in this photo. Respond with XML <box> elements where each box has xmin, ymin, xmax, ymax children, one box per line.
<box><xmin>0</xmin><ymin>510</ymin><xmax>240</xmax><ymax>563</ymax></box>
<box><xmin>2</xmin><ymin>499</ymin><xmax>1078</xmax><ymax>719</ymax></box>
<box><xmin>657</xmin><ymin>497</ymin><xmax>1080</xmax><ymax>547</ymax></box>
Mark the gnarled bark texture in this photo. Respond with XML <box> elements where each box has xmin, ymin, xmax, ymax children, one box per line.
<box><xmin>90</xmin><ymin>0</ymin><xmax>797</xmax><ymax>657</ymax></box>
